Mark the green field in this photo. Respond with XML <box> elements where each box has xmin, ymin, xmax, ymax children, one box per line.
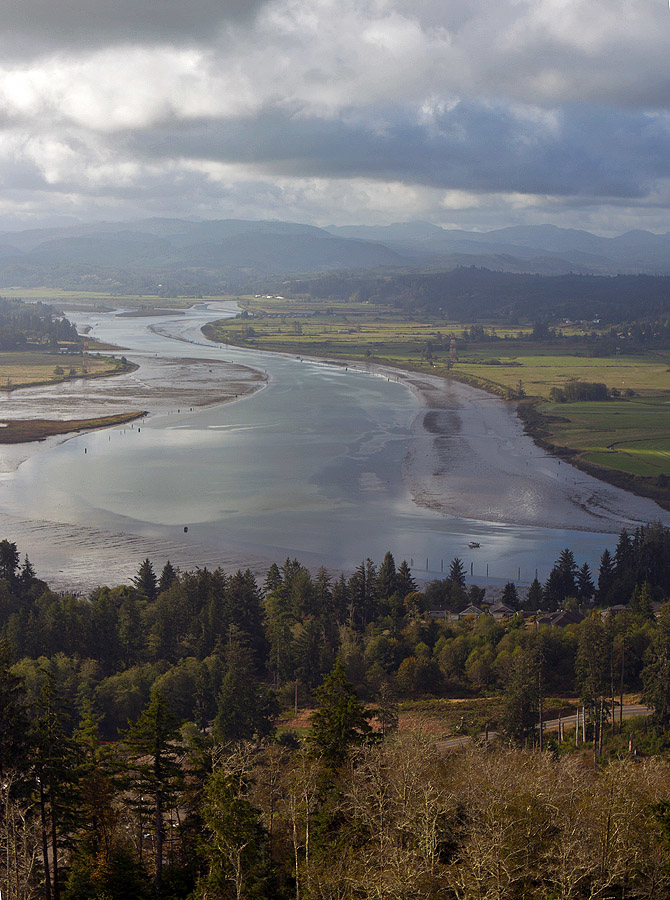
<box><xmin>541</xmin><ymin>398</ymin><xmax>670</xmax><ymax>478</ymax></box>
<box><xmin>0</xmin><ymin>287</ymin><xmax>237</xmax><ymax>309</ymax></box>
<box><xmin>0</xmin><ymin>350</ymin><xmax>128</xmax><ymax>390</ymax></box>
<box><xmin>205</xmin><ymin>297</ymin><xmax>670</xmax><ymax>498</ymax></box>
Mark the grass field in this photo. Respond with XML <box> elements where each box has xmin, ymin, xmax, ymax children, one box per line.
<box><xmin>0</xmin><ymin>351</ymin><xmax>128</xmax><ymax>390</ymax></box>
<box><xmin>0</xmin><ymin>287</ymin><xmax>236</xmax><ymax>309</ymax></box>
<box><xmin>540</xmin><ymin>397</ymin><xmax>670</xmax><ymax>478</ymax></box>
<box><xmin>206</xmin><ymin>297</ymin><xmax>670</xmax><ymax>493</ymax></box>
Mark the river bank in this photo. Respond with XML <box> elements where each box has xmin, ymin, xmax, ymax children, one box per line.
<box><xmin>0</xmin><ymin>303</ymin><xmax>667</xmax><ymax>595</ymax></box>
<box><xmin>0</xmin><ymin>354</ymin><xmax>267</xmax><ymax>473</ymax></box>
<box><xmin>285</xmin><ymin>354</ymin><xmax>670</xmax><ymax>535</ymax></box>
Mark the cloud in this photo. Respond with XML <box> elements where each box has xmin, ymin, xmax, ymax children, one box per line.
<box><xmin>0</xmin><ymin>0</ymin><xmax>668</xmax><ymax>230</ymax></box>
<box><xmin>0</xmin><ymin>0</ymin><xmax>270</xmax><ymax>55</ymax></box>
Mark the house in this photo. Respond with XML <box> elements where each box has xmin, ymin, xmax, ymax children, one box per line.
<box><xmin>458</xmin><ymin>605</ymin><xmax>485</xmax><ymax>619</ymax></box>
<box><xmin>489</xmin><ymin>602</ymin><xmax>517</xmax><ymax>621</ymax></box>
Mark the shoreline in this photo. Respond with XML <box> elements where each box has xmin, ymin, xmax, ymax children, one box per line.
<box><xmin>251</xmin><ymin>346</ymin><xmax>670</xmax><ymax>535</ymax></box>
<box><xmin>0</xmin><ymin>353</ymin><xmax>268</xmax><ymax>474</ymax></box>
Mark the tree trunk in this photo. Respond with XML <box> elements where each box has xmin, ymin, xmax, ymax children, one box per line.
<box><xmin>50</xmin><ymin>798</ymin><xmax>59</xmax><ymax>900</ymax></box>
<box><xmin>155</xmin><ymin>793</ymin><xmax>163</xmax><ymax>898</ymax></box>
<box><xmin>39</xmin><ymin>781</ymin><xmax>52</xmax><ymax>900</ymax></box>
<box><xmin>619</xmin><ymin>641</ymin><xmax>626</xmax><ymax>734</ymax></box>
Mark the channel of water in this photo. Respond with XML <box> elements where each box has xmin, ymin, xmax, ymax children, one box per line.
<box><xmin>0</xmin><ymin>302</ymin><xmax>667</xmax><ymax>590</ymax></box>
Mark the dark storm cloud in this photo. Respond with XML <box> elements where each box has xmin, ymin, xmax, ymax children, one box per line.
<box><xmin>0</xmin><ymin>0</ymin><xmax>268</xmax><ymax>54</ymax></box>
<box><xmin>134</xmin><ymin>102</ymin><xmax>670</xmax><ymax>200</ymax></box>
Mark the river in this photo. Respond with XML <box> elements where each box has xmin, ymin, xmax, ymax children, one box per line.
<box><xmin>0</xmin><ymin>302</ymin><xmax>667</xmax><ymax>592</ymax></box>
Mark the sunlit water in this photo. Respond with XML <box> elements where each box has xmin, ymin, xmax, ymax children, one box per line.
<box><xmin>0</xmin><ymin>303</ymin><xmax>665</xmax><ymax>587</ymax></box>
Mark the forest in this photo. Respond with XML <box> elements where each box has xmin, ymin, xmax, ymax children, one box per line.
<box><xmin>0</xmin><ymin>298</ymin><xmax>80</xmax><ymax>350</ymax></box>
<box><xmin>273</xmin><ymin>268</ymin><xmax>670</xmax><ymax>323</ymax></box>
<box><xmin>3</xmin><ymin>522</ymin><xmax>670</xmax><ymax>899</ymax></box>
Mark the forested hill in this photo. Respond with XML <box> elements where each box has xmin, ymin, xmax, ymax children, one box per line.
<box><xmin>0</xmin><ymin>296</ymin><xmax>79</xmax><ymax>349</ymax></box>
<box><xmin>276</xmin><ymin>268</ymin><xmax>670</xmax><ymax>322</ymax></box>
<box><xmin>4</xmin><ymin>525</ymin><xmax>670</xmax><ymax>898</ymax></box>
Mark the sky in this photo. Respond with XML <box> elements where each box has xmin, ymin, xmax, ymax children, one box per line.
<box><xmin>0</xmin><ymin>0</ymin><xmax>669</xmax><ymax>234</ymax></box>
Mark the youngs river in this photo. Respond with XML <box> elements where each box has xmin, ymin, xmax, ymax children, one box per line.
<box><xmin>0</xmin><ymin>302</ymin><xmax>667</xmax><ymax>591</ymax></box>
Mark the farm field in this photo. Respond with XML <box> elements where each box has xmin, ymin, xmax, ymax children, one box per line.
<box><xmin>542</xmin><ymin>397</ymin><xmax>670</xmax><ymax>478</ymax></box>
<box><xmin>0</xmin><ymin>350</ymin><xmax>128</xmax><ymax>390</ymax></box>
<box><xmin>207</xmin><ymin>297</ymin><xmax>670</xmax><ymax>494</ymax></box>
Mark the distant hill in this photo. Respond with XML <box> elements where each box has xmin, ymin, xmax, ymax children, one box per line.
<box><xmin>276</xmin><ymin>268</ymin><xmax>670</xmax><ymax>323</ymax></box>
<box><xmin>0</xmin><ymin>217</ymin><xmax>668</xmax><ymax>293</ymax></box>
<box><xmin>325</xmin><ymin>222</ymin><xmax>670</xmax><ymax>274</ymax></box>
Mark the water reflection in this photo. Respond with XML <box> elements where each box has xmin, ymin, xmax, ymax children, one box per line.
<box><xmin>1</xmin><ymin>303</ymin><xmax>667</xmax><ymax>587</ymax></box>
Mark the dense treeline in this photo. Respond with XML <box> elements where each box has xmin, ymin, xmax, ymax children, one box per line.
<box><xmin>2</xmin><ymin>525</ymin><xmax>670</xmax><ymax>733</ymax></box>
<box><xmin>2</xmin><ymin>525</ymin><xmax>670</xmax><ymax>898</ymax></box>
<box><xmin>0</xmin><ymin>297</ymin><xmax>79</xmax><ymax>350</ymax></box>
<box><xmin>277</xmin><ymin>268</ymin><xmax>670</xmax><ymax>323</ymax></box>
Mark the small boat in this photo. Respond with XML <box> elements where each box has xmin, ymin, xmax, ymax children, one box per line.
<box><xmin>468</xmin><ymin>541</ymin><xmax>481</xmax><ymax>549</ymax></box>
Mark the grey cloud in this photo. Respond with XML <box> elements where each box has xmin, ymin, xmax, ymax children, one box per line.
<box><xmin>0</xmin><ymin>0</ymin><xmax>269</xmax><ymax>55</ymax></box>
<box><xmin>132</xmin><ymin>102</ymin><xmax>670</xmax><ymax>200</ymax></box>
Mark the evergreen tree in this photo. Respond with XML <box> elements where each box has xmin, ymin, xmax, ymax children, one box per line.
<box><xmin>596</xmin><ymin>548</ymin><xmax>615</xmax><ymax>605</ymax></box>
<box><xmin>642</xmin><ymin>604</ymin><xmax>670</xmax><ymax>730</ymax></box>
<box><xmin>612</xmin><ymin>529</ymin><xmax>636</xmax><ymax>603</ymax></box>
<box><xmin>524</xmin><ymin>577</ymin><xmax>543</xmax><ymax>611</ymax></box>
<box><xmin>396</xmin><ymin>560</ymin><xmax>417</xmax><ymax>598</ymax></box>
<box><xmin>133</xmin><ymin>558</ymin><xmax>158</xmax><ymax>602</ymax></box>
<box><xmin>501</xmin><ymin>582</ymin><xmax>520</xmax><ymax>610</ymax></box>
<box><xmin>157</xmin><ymin>560</ymin><xmax>177</xmax><ymax>594</ymax></box>
<box><xmin>31</xmin><ymin>672</ymin><xmax>82</xmax><ymax>900</ymax></box>
<box><xmin>576</xmin><ymin>615</ymin><xmax>610</xmax><ymax>755</ymax></box>
<box><xmin>576</xmin><ymin>563</ymin><xmax>595</xmax><ymax>604</ymax></box>
<box><xmin>214</xmin><ymin>637</ymin><xmax>278</xmax><ymax>743</ymax></box>
<box><xmin>377</xmin><ymin>551</ymin><xmax>397</xmax><ymax>600</ymax></box>
<box><xmin>124</xmin><ymin>691</ymin><xmax>183</xmax><ymax>897</ymax></box>
<box><xmin>501</xmin><ymin>645</ymin><xmax>540</xmax><ymax>746</ymax></box>
<box><xmin>196</xmin><ymin>757</ymin><xmax>276</xmax><ymax>900</ymax></box>
<box><xmin>375</xmin><ymin>682</ymin><xmax>399</xmax><ymax>737</ymax></box>
<box><xmin>630</xmin><ymin>582</ymin><xmax>654</xmax><ymax>620</ymax></box>
<box><xmin>544</xmin><ymin>549</ymin><xmax>578</xmax><ymax>609</ymax></box>
<box><xmin>449</xmin><ymin>557</ymin><xmax>467</xmax><ymax>589</ymax></box>
<box><xmin>0</xmin><ymin>637</ymin><xmax>28</xmax><ymax>775</ymax></box>
<box><xmin>263</xmin><ymin>562</ymin><xmax>282</xmax><ymax>594</ymax></box>
<box><xmin>18</xmin><ymin>554</ymin><xmax>37</xmax><ymax>594</ymax></box>
<box><xmin>310</xmin><ymin>659</ymin><xmax>371</xmax><ymax>767</ymax></box>
<box><xmin>0</xmin><ymin>538</ymin><xmax>19</xmax><ymax>582</ymax></box>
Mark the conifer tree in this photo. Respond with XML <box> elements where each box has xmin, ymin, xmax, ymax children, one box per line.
<box><xmin>0</xmin><ymin>637</ymin><xmax>28</xmax><ymax>777</ymax></box>
<box><xmin>158</xmin><ymin>560</ymin><xmax>177</xmax><ymax>594</ymax></box>
<box><xmin>133</xmin><ymin>558</ymin><xmax>158</xmax><ymax>602</ymax></box>
<box><xmin>310</xmin><ymin>659</ymin><xmax>371</xmax><ymax>767</ymax></box>
<box><xmin>576</xmin><ymin>562</ymin><xmax>595</xmax><ymax>603</ymax></box>
<box><xmin>501</xmin><ymin>582</ymin><xmax>520</xmax><ymax>609</ymax></box>
<box><xmin>449</xmin><ymin>557</ymin><xmax>466</xmax><ymax>589</ymax></box>
<box><xmin>396</xmin><ymin>560</ymin><xmax>417</xmax><ymax>599</ymax></box>
<box><xmin>596</xmin><ymin>548</ymin><xmax>615</xmax><ymax>605</ymax></box>
<box><xmin>124</xmin><ymin>691</ymin><xmax>183</xmax><ymax>897</ymax></box>
<box><xmin>642</xmin><ymin>604</ymin><xmax>670</xmax><ymax>730</ymax></box>
<box><xmin>377</xmin><ymin>551</ymin><xmax>397</xmax><ymax>600</ymax></box>
<box><xmin>524</xmin><ymin>577</ymin><xmax>543</xmax><ymax>611</ymax></box>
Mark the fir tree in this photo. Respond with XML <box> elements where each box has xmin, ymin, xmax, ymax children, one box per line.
<box><xmin>124</xmin><ymin>691</ymin><xmax>183</xmax><ymax>897</ymax></box>
<box><xmin>157</xmin><ymin>560</ymin><xmax>177</xmax><ymax>594</ymax></box>
<box><xmin>377</xmin><ymin>551</ymin><xmax>397</xmax><ymax>600</ymax></box>
<box><xmin>449</xmin><ymin>557</ymin><xmax>467</xmax><ymax>589</ymax></box>
<box><xmin>596</xmin><ymin>548</ymin><xmax>615</xmax><ymax>605</ymax></box>
<box><xmin>501</xmin><ymin>582</ymin><xmax>520</xmax><ymax>610</ymax></box>
<box><xmin>310</xmin><ymin>659</ymin><xmax>371</xmax><ymax>766</ymax></box>
<box><xmin>396</xmin><ymin>560</ymin><xmax>417</xmax><ymax>598</ymax></box>
<box><xmin>524</xmin><ymin>577</ymin><xmax>543</xmax><ymax>611</ymax></box>
<box><xmin>133</xmin><ymin>558</ymin><xmax>158</xmax><ymax>602</ymax></box>
<box><xmin>576</xmin><ymin>563</ymin><xmax>595</xmax><ymax>604</ymax></box>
